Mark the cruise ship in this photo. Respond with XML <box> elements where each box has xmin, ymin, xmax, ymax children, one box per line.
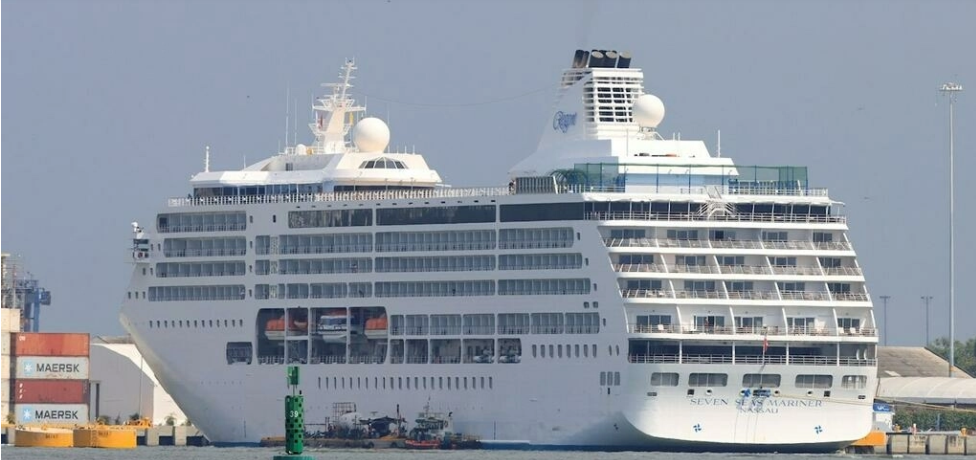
<box><xmin>120</xmin><ymin>50</ymin><xmax>879</xmax><ymax>452</ymax></box>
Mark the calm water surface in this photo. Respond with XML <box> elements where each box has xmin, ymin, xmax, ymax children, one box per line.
<box><xmin>0</xmin><ymin>447</ymin><xmax>937</xmax><ymax>460</ymax></box>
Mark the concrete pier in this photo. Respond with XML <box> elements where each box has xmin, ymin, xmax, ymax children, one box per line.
<box><xmin>886</xmin><ymin>433</ymin><xmax>973</xmax><ymax>456</ymax></box>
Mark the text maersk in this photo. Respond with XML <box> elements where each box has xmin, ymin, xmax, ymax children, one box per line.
<box><xmin>34</xmin><ymin>363</ymin><xmax>82</xmax><ymax>373</ymax></box>
<box><xmin>32</xmin><ymin>409</ymin><xmax>82</xmax><ymax>420</ymax></box>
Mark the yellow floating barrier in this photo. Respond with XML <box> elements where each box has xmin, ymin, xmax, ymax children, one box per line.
<box><xmin>73</xmin><ymin>425</ymin><xmax>137</xmax><ymax>449</ymax></box>
<box><xmin>14</xmin><ymin>426</ymin><xmax>74</xmax><ymax>448</ymax></box>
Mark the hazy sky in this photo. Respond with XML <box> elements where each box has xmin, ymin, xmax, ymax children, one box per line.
<box><xmin>2</xmin><ymin>0</ymin><xmax>974</xmax><ymax>345</ymax></box>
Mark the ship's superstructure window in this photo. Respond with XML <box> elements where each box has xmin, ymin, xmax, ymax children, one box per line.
<box><xmin>277</xmin><ymin>258</ymin><xmax>371</xmax><ymax>275</ymax></box>
<box><xmin>376</xmin><ymin>230</ymin><xmax>496</xmax><ymax>252</ymax></box>
<box><xmin>565</xmin><ymin>312</ymin><xmax>600</xmax><ymax>333</ymax></box>
<box><xmin>626</xmin><ymin>280</ymin><xmax>662</xmax><ymax>290</ymax></box>
<box><xmin>610</xmin><ymin>229</ymin><xmax>646</xmax><ymax>239</ymax></box>
<box><xmin>837</xmin><ymin>318</ymin><xmax>861</xmax><ymax>330</ymax></box>
<box><xmin>148</xmin><ymin>285</ymin><xmax>245</xmax><ymax>302</ymax></box>
<box><xmin>498</xmin><ymin>278</ymin><xmax>591</xmax><ymax>295</ymax></box>
<box><xmin>500</xmin><ymin>203</ymin><xmax>585</xmax><ymax>222</ymax></box>
<box><xmin>430</xmin><ymin>315</ymin><xmax>462</xmax><ymax>335</ymax></box>
<box><xmin>226</xmin><ymin>342</ymin><xmax>252</xmax><ymax>365</ymax></box>
<box><xmin>675</xmin><ymin>255</ymin><xmax>706</xmax><ymax>266</ymax></box>
<box><xmin>667</xmin><ymin>229</ymin><xmax>699</xmax><ymax>240</ymax></box>
<box><xmin>531</xmin><ymin>313</ymin><xmax>564</xmax><ymax>334</ymax></box>
<box><xmin>841</xmin><ymin>375</ymin><xmax>867</xmax><ymax>389</ymax></box>
<box><xmin>770</xmin><ymin>257</ymin><xmax>797</xmax><ymax>266</ymax></box>
<box><xmin>156</xmin><ymin>261</ymin><xmax>245</xmax><ymax>277</ymax></box>
<box><xmin>498</xmin><ymin>253</ymin><xmax>582</xmax><ymax>270</ymax></box>
<box><xmin>618</xmin><ymin>254</ymin><xmax>653</xmax><ymax>265</ymax></box>
<box><xmin>498</xmin><ymin>313</ymin><xmax>530</xmax><ymax>334</ymax></box>
<box><xmin>796</xmin><ymin>375</ymin><xmax>833</xmax><ymax>389</ymax></box>
<box><xmin>376</xmin><ymin>255</ymin><xmax>494</xmax><ymax>273</ymax></box>
<box><xmin>762</xmin><ymin>231</ymin><xmax>788</xmax><ymax>242</ymax></box>
<box><xmin>651</xmin><ymin>372</ymin><xmax>679</xmax><ymax>386</ymax></box>
<box><xmin>375</xmin><ymin>281</ymin><xmax>494</xmax><ymax>297</ymax></box>
<box><xmin>279</xmin><ymin>233</ymin><xmax>372</xmax><ymax>254</ymax></box>
<box><xmin>742</xmin><ymin>374</ymin><xmax>781</xmax><ymax>388</ymax></box>
<box><xmin>360</xmin><ymin>157</ymin><xmax>406</xmax><ymax>169</ymax></box>
<box><xmin>499</xmin><ymin>227</ymin><xmax>574</xmax><ymax>249</ymax></box>
<box><xmin>288</xmin><ymin>210</ymin><xmax>373</xmax><ymax>228</ymax></box>
<box><xmin>376</xmin><ymin>205</ymin><xmax>496</xmax><ymax>226</ymax></box>
<box><xmin>688</xmin><ymin>373</ymin><xmax>728</xmax><ymax>387</ymax></box>
<box><xmin>157</xmin><ymin>211</ymin><xmax>246</xmax><ymax>233</ymax></box>
<box><xmin>636</xmin><ymin>315</ymin><xmax>671</xmax><ymax>331</ymax></box>
<box><xmin>164</xmin><ymin>237</ymin><xmax>246</xmax><ymax>257</ymax></box>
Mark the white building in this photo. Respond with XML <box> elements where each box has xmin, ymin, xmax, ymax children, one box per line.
<box><xmin>90</xmin><ymin>336</ymin><xmax>187</xmax><ymax>426</ymax></box>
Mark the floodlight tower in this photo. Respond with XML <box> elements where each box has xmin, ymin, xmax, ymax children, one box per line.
<box><xmin>940</xmin><ymin>82</ymin><xmax>962</xmax><ymax>376</ymax></box>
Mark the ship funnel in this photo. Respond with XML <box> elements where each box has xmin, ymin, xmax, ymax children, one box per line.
<box><xmin>605</xmin><ymin>50</ymin><xmax>619</xmax><ymax>68</ymax></box>
<box><xmin>588</xmin><ymin>50</ymin><xmax>605</xmax><ymax>68</ymax></box>
<box><xmin>572</xmin><ymin>49</ymin><xmax>589</xmax><ymax>69</ymax></box>
<box><xmin>616</xmin><ymin>52</ymin><xmax>632</xmax><ymax>69</ymax></box>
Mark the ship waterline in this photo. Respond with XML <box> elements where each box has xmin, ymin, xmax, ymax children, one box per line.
<box><xmin>121</xmin><ymin>51</ymin><xmax>877</xmax><ymax>450</ymax></box>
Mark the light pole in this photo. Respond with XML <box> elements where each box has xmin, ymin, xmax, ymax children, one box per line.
<box><xmin>940</xmin><ymin>82</ymin><xmax>963</xmax><ymax>376</ymax></box>
<box><xmin>921</xmin><ymin>296</ymin><xmax>933</xmax><ymax>346</ymax></box>
<box><xmin>880</xmin><ymin>295</ymin><xmax>891</xmax><ymax>346</ymax></box>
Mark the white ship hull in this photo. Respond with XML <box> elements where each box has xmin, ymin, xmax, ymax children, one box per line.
<box><xmin>121</xmin><ymin>52</ymin><xmax>879</xmax><ymax>451</ymax></box>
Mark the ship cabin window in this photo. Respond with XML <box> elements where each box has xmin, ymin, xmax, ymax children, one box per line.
<box><xmin>666</xmin><ymin>229</ymin><xmax>699</xmax><ymax>240</ymax></box>
<box><xmin>600</xmin><ymin>372</ymin><xmax>607</xmax><ymax>386</ymax></box>
<box><xmin>377</xmin><ymin>205</ymin><xmax>496</xmax><ymax>226</ymax></box>
<box><xmin>812</xmin><ymin>232</ymin><xmax>834</xmax><ymax>242</ymax></box>
<box><xmin>675</xmin><ymin>255</ymin><xmax>707</xmax><ymax>266</ymax></box>
<box><xmin>762</xmin><ymin>231</ymin><xmax>788</xmax><ymax>242</ymax></box>
<box><xmin>636</xmin><ymin>315</ymin><xmax>671</xmax><ymax>332</ymax></box>
<box><xmin>360</xmin><ymin>157</ymin><xmax>407</xmax><ymax>169</ymax></box>
<box><xmin>709</xmin><ymin>230</ymin><xmax>736</xmax><ymax>241</ymax></box>
<box><xmin>619</xmin><ymin>254</ymin><xmax>654</xmax><ymax>265</ymax></box>
<box><xmin>735</xmin><ymin>317</ymin><xmax>763</xmax><ymax>332</ymax></box>
<box><xmin>593</xmin><ymin>302</ymin><xmax>598</xmax><ymax>309</ymax></box>
<box><xmin>626</xmin><ymin>280</ymin><xmax>662</xmax><ymax>290</ymax></box>
<box><xmin>688</xmin><ymin>373</ymin><xmax>728</xmax><ymax>387</ymax></box>
<box><xmin>727</xmin><ymin>281</ymin><xmax>754</xmax><ymax>292</ymax></box>
<box><xmin>842</xmin><ymin>375</ymin><xmax>867</xmax><ymax>389</ymax></box>
<box><xmin>770</xmin><ymin>257</ymin><xmax>796</xmax><ymax>267</ymax></box>
<box><xmin>719</xmin><ymin>256</ymin><xmax>745</xmax><ymax>266</ymax></box>
<box><xmin>742</xmin><ymin>373</ymin><xmax>780</xmax><ymax>388</ymax></box>
<box><xmin>779</xmin><ymin>282</ymin><xmax>806</xmax><ymax>292</ymax></box>
<box><xmin>592</xmin><ymin>344</ymin><xmax>597</xmax><ymax>357</ymax></box>
<box><xmin>820</xmin><ymin>257</ymin><xmax>842</xmax><ymax>268</ymax></box>
<box><xmin>837</xmin><ymin>318</ymin><xmax>861</xmax><ymax>330</ymax></box>
<box><xmin>226</xmin><ymin>342</ymin><xmax>252</xmax><ymax>365</ymax></box>
<box><xmin>828</xmin><ymin>283</ymin><xmax>852</xmax><ymax>293</ymax></box>
<box><xmin>693</xmin><ymin>316</ymin><xmax>725</xmax><ymax>332</ymax></box>
<box><xmin>614</xmin><ymin>372</ymin><xmax>621</xmax><ymax>386</ymax></box>
<box><xmin>795</xmin><ymin>375</ymin><xmax>833</xmax><ymax>389</ymax></box>
<box><xmin>651</xmin><ymin>372</ymin><xmax>679</xmax><ymax>386</ymax></box>
<box><xmin>499</xmin><ymin>202</ymin><xmax>585</xmax><ymax>222</ymax></box>
<box><xmin>532</xmin><ymin>345</ymin><xmax>537</xmax><ymax>357</ymax></box>
<box><xmin>609</xmin><ymin>229</ymin><xmax>645</xmax><ymax>239</ymax></box>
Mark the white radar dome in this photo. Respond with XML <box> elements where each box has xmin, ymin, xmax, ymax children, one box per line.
<box><xmin>633</xmin><ymin>94</ymin><xmax>665</xmax><ymax>129</ymax></box>
<box><xmin>352</xmin><ymin>117</ymin><xmax>390</xmax><ymax>153</ymax></box>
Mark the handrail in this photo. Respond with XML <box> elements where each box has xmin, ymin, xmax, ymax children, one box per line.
<box><xmin>612</xmin><ymin>263</ymin><xmax>666</xmax><ymax>273</ymax></box>
<box><xmin>628</xmin><ymin>354</ymin><xmax>877</xmax><ymax>366</ymax></box>
<box><xmin>628</xmin><ymin>324</ymin><xmax>879</xmax><ymax>337</ymax></box>
<box><xmin>588</xmin><ymin>212</ymin><xmax>846</xmax><ymax>224</ymax></box>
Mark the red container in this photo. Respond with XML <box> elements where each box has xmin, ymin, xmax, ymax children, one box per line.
<box><xmin>13</xmin><ymin>379</ymin><xmax>90</xmax><ymax>404</ymax></box>
<box><xmin>12</xmin><ymin>333</ymin><xmax>90</xmax><ymax>357</ymax></box>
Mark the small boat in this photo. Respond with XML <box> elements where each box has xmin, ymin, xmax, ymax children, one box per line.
<box><xmin>404</xmin><ymin>439</ymin><xmax>440</xmax><ymax>450</ymax></box>
<box><xmin>317</xmin><ymin>310</ymin><xmax>349</xmax><ymax>343</ymax></box>
<box><xmin>264</xmin><ymin>317</ymin><xmax>285</xmax><ymax>340</ymax></box>
<box><xmin>364</xmin><ymin>315</ymin><xmax>388</xmax><ymax>339</ymax></box>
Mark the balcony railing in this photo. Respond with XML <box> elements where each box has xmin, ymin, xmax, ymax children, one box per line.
<box><xmin>604</xmin><ymin>238</ymin><xmax>851</xmax><ymax>251</ymax></box>
<box><xmin>780</xmin><ymin>290</ymin><xmax>831</xmax><ymax>301</ymax></box>
<box><xmin>670</xmin><ymin>265</ymin><xmax>723</xmax><ymax>274</ymax></box>
<box><xmin>675</xmin><ymin>290</ymin><xmax>725</xmax><ymax>299</ymax></box>
<box><xmin>832</xmin><ymin>292</ymin><xmax>871</xmax><ymax>302</ymax></box>
<box><xmin>164</xmin><ymin>248</ymin><xmax>246</xmax><ymax>257</ymax></box>
<box><xmin>628</xmin><ymin>324</ymin><xmax>879</xmax><ymax>337</ymax></box>
<box><xmin>771</xmin><ymin>266</ymin><xmax>824</xmax><ymax>276</ymax></box>
<box><xmin>726</xmin><ymin>290</ymin><xmax>779</xmax><ymax>300</ymax></box>
<box><xmin>621</xmin><ymin>289</ymin><xmax>671</xmax><ymax>298</ymax></box>
<box><xmin>612</xmin><ymin>263</ymin><xmax>666</xmax><ymax>273</ymax></box>
<box><xmin>589</xmin><ymin>212</ymin><xmax>847</xmax><ymax>224</ymax></box>
<box><xmin>709</xmin><ymin>240</ymin><xmax>764</xmax><ymax>249</ymax></box>
<box><xmin>825</xmin><ymin>267</ymin><xmax>863</xmax><ymax>276</ymax></box>
<box><xmin>279</xmin><ymin>244</ymin><xmax>373</xmax><ymax>254</ymax></box>
<box><xmin>628</xmin><ymin>354</ymin><xmax>877</xmax><ymax>366</ymax></box>
<box><xmin>377</xmin><ymin>242</ymin><xmax>496</xmax><ymax>252</ymax></box>
<box><xmin>719</xmin><ymin>265</ymin><xmax>772</xmax><ymax>275</ymax></box>
<box><xmin>157</xmin><ymin>223</ymin><xmax>247</xmax><ymax>233</ymax></box>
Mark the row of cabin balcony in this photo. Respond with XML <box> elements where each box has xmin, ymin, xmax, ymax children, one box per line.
<box><xmin>628</xmin><ymin>323</ymin><xmax>877</xmax><ymax>338</ymax></box>
<box><xmin>604</xmin><ymin>238</ymin><xmax>853</xmax><ymax>251</ymax></box>
<box><xmin>613</xmin><ymin>264</ymin><xmax>863</xmax><ymax>277</ymax></box>
<box><xmin>619</xmin><ymin>279</ymin><xmax>869</xmax><ymax>303</ymax></box>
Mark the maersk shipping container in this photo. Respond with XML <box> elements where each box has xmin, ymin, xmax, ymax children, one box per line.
<box><xmin>14</xmin><ymin>403</ymin><xmax>88</xmax><ymax>424</ymax></box>
<box><xmin>12</xmin><ymin>333</ymin><xmax>89</xmax><ymax>357</ymax></box>
<box><xmin>15</xmin><ymin>356</ymin><xmax>90</xmax><ymax>380</ymax></box>
<box><xmin>14</xmin><ymin>379</ymin><xmax>90</xmax><ymax>404</ymax></box>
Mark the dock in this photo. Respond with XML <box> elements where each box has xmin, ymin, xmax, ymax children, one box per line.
<box><xmin>845</xmin><ymin>432</ymin><xmax>974</xmax><ymax>455</ymax></box>
<box><xmin>2</xmin><ymin>424</ymin><xmax>208</xmax><ymax>447</ymax></box>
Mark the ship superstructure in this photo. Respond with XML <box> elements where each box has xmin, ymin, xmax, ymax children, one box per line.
<box><xmin>121</xmin><ymin>52</ymin><xmax>878</xmax><ymax>451</ymax></box>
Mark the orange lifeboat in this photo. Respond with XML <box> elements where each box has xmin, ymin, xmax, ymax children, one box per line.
<box><xmin>365</xmin><ymin>315</ymin><xmax>388</xmax><ymax>339</ymax></box>
<box><xmin>265</xmin><ymin>317</ymin><xmax>285</xmax><ymax>340</ymax></box>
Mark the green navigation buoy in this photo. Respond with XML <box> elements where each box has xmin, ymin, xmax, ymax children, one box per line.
<box><xmin>273</xmin><ymin>365</ymin><xmax>315</xmax><ymax>460</ymax></box>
